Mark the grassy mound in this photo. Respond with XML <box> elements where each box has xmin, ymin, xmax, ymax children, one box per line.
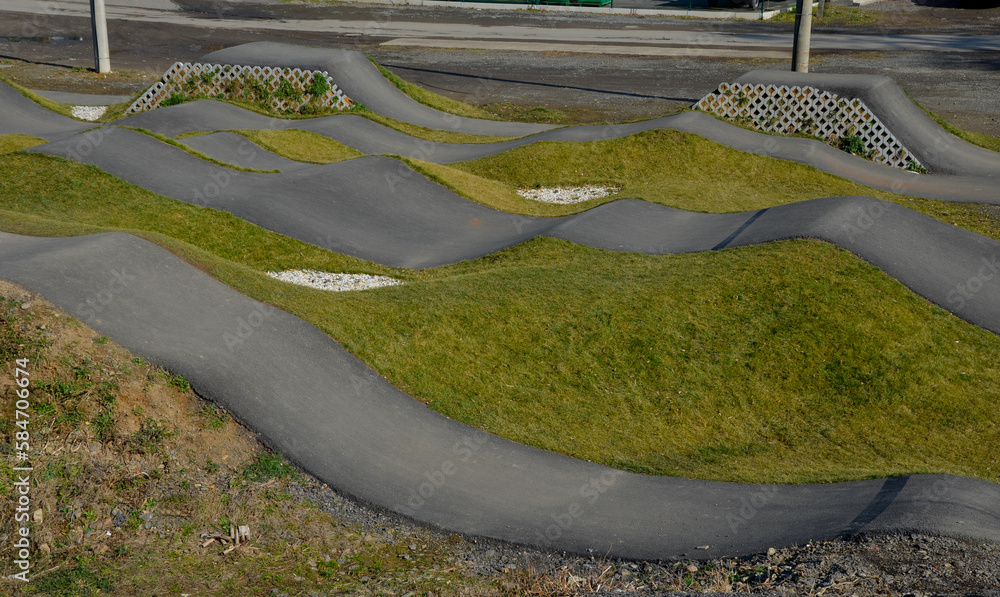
<box><xmin>3</xmin><ymin>151</ymin><xmax>1000</xmax><ymax>484</ymax></box>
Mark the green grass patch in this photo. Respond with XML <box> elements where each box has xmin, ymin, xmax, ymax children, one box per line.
<box><xmin>452</xmin><ymin>128</ymin><xmax>905</xmax><ymax>214</ymax></box>
<box><xmin>372</xmin><ymin>58</ymin><xmax>500</xmax><ymax>121</ymax></box>
<box><xmin>447</xmin><ymin>129</ymin><xmax>1000</xmax><ymax>241</ymax></box>
<box><xmin>771</xmin><ymin>5</ymin><xmax>879</xmax><ymax>26</ymax></box>
<box><xmin>0</xmin><ymin>133</ymin><xmax>47</xmax><ymax>153</ymax></box>
<box><xmin>29</xmin><ymin>560</ymin><xmax>115</xmax><ymax>595</ymax></box>
<box><xmin>233</xmin><ymin>128</ymin><xmax>364</xmax><ymax>164</ymax></box>
<box><xmin>243</xmin><ymin>451</ymin><xmax>298</xmax><ymax>482</ymax></box>
<box><xmin>2</xmin><ymin>151</ymin><xmax>1000</xmax><ymax>484</ymax></box>
<box><xmin>483</xmin><ymin>102</ymin><xmax>572</xmax><ymax>125</ymax></box>
<box><xmin>312</xmin><ymin>238</ymin><xmax>1000</xmax><ymax>484</ymax></box>
<box><xmin>0</xmin><ymin>153</ymin><xmax>397</xmax><ymax>276</ymax></box>
<box><xmin>357</xmin><ymin>109</ymin><xmax>521</xmax><ymax>144</ymax></box>
<box><xmin>125</xmin><ymin>127</ymin><xmax>279</xmax><ymax>173</ymax></box>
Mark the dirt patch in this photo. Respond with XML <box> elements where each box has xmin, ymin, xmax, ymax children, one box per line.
<box><xmin>0</xmin><ymin>58</ymin><xmax>153</xmax><ymax>97</ymax></box>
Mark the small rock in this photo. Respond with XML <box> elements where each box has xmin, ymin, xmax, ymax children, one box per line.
<box><xmin>39</xmin><ymin>543</ymin><xmax>50</xmax><ymax>555</ymax></box>
<box><xmin>32</xmin><ymin>509</ymin><xmax>43</xmax><ymax>523</ymax></box>
<box><xmin>768</xmin><ymin>547</ymin><xmax>777</xmax><ymax>556</ymax></box>
<box><xmin>20</xmin><ymin>302</ymin><xmax>32</xmax><ymax>310</ymax></box>
<box><xmin>686</xmin><ymin>564</ymin><xmax>699</xmax><ymax>573</ymax></box>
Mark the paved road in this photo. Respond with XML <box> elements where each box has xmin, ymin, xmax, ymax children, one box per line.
<box><xmin>5</xmin><ymin>0</ymin><xmax>1000</xmax><ymax>53</ymax></box>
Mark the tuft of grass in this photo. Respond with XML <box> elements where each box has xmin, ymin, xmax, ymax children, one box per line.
<box><xmin>0</xmin><ymin>133</ymin><xmax>47</xmax><ymax>154</ymax></box>
<box><xmin>371</xmin><ymin>58</ymin><xmax>500</xmax><ymax>121</ymax></box>
<box><xmin>243</xmin><ymin>451</ymin><xmax>298</xmax><ymax>482</ymax></box>
<box><xmin>199</xmin><ymin>404</ymin><xmax>228</xmax><ymax>430</ymax></box>
<box><xmin>92</xmin><ymin>409</ymin><xmax>115</xmax><ymax>442</ymax></box>
<box><xmin>167</xmin><ymin>373</ymin><xmax>190</xmax><ymax>393</ymax></box>
<box><xmin>233</xmin><ymin>128</ymin><xmax>364</xmax><ymax>164</ymax></box>
<box><xmin>837</xmin><ymin>134</ymin><xmax>867</xmax><ymax>157</ymax></box>
<box><xmin>128</xmin><ymin>418</ymin><xmax>174</xmax><ymax>453</ymax></box>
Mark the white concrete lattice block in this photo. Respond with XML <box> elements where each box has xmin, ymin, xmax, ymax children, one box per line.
<box><xmin>125</xmin><ymin>62</ymin><xmax>352</xmax><ymax>115</ymax></box>
<box><xmin>694</xmin><ymin>82</ymin><xmax>921</xmax><ymax>170</ymax></box>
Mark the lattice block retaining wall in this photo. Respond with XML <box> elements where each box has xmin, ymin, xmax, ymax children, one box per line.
<box><xmin>125</xmin><ymin>62</ymin><xmax>352</xmax><ymax>115</ymax></box>
<box><xmin>694</xmin><ymin>82</ymin><xmax>921</xmax><ymax>170</ymax></box>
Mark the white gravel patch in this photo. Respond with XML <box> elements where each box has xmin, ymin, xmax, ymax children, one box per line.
<box><xmin>266</xmin><ymin>270</ymin><xmax>403</xmax><ymax>292</ymax></box>
<box><xmin>71</xmin><ymin>105</ymin><xmax>108</xmax><ymax>121</ymax></box>
<box><xmin>516</xmin><ymin>185</ymin><xmax>620</xmax><ymax>204</ymax></box>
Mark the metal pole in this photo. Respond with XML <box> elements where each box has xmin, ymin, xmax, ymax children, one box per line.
<box><xmin>90</xmin><ymin>0</ymin><xmax>111</xmax><ymax>73</ymax></box>
<box><xmin>791</xmin><ymin>0</ymin><xmax>812</xmax><ymax>73</ymax></box>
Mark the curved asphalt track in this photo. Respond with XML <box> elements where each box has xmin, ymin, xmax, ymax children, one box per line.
<box><xmin>4</xmin><ymin>55</ymin><xmax>1000</xmax><ymax>558</ymax></box>
<box><xmin>2</xmin><ymin>230</ymin><xmax>999</xmax><ymax>560</ymax></box>
<box><xmin>104</xmin><ymin>99</ymin><xmax>999</xmax><ymax>205</ymax></box>
<box><xmin>199</xmin><ymin>42</ymin><xmax>555</xmax><ymax>138</ymax></box>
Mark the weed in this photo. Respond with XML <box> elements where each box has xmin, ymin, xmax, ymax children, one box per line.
<box><xmin>199</xmin><ymin>404</ymin><xmax>227</xmax><ymax>430</ymax></box>
<box><xmin>243</xmin><ymin>451</ymin><xmax>298</xmax><ymax>482</ymax></box>
<box><xmin>167</xmin><ymin>374</ymin><xmax>190</xmax><ymax>393</ymax></box>
<box><xmin>37</xmin><ymin>380</ymin><xmax>84</xmax><ymax>400</ymax></box>
<box><xmin>161</xmin><ymin>93</ymin><xmax>185</xmax><ymax>107</ymax></box>
<box><xmin>93</xmin><ymin>335</ymin><xmax>111</xmax><ymax>345</ymax></box>
<box><xmin>73</xmin><ymin>361</ymin><xmax>92</xmax><ymax>380</ymax></box>
<box><xmin>128</xmin><ymin>418</ymin><xmax>174</xmax><ymax>453</ymax></box>
<box><xmin>273</xmin><ymin>79</ymin><xmax>301</xmax><ymax>101</ymax></box>
<box><xmin>837</xmin><ymin>135</ymin><xmax>867</xmax><ymax>156</ymax></box>
<box><xmin>96</xmin><ymin>380</ymin><xmax>118</xmax><ymax>407</ymax></box>
<box><xmin>92</xmin><ymin>409</ymin><xmax>115</xmax><ymax>442</ymax></box>
<box><xmin>54</xmin><ymin>409</ymin><xmax>85</xmax><ymax>428</ymax></box>
<box><xmin>30</xmin><ymin>561</ymin><xmax>114</xmax><ymax>596</ymax></box>
<box><xmin>306</xmin><ymin>74</ymin><xmax>330</xmax><ymax>97</ymax></box>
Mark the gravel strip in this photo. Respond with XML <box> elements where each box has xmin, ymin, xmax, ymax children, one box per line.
<box><xmin>517</xmin><ymin>185</ymin><xmax>620</xmax><ymax>204</ymax></box>
<box><xmin>286</xmin><ymin>472</ymin><xmax>1000</xmax><ymax>596</ymax></box>
<box><xmin>71</xmin><ymin>105</ymin><xmax>107</xmax><ymax>121</ymax></box>
<box><xmin>266</xmin><ymin>269</ymin><xmax>403</xmax><ymax>292</ymax></box>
